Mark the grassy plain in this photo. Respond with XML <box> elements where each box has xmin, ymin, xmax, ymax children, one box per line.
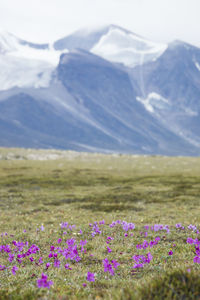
<box><xmin>0</xmin><ymin>148</ymin><xmax>200</xmax><ymax>299</ymax></box>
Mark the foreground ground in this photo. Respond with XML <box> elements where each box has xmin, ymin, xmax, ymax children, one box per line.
<box><xmin>0</xmin><ymin>148</ymin><xmax>200</xmax><ymax>299</ymax></box>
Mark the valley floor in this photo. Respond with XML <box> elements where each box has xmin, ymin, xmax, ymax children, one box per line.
<box><xmin>0</xmin><ymin>148</ymin><xmax>200</xmax><ymax>299</ymax></box>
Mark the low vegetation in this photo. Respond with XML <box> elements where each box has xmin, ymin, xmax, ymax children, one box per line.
<box><xmin>0</xmin><ymin>148</ymin><xmax>200</xmax><ymax>299</ymax></box>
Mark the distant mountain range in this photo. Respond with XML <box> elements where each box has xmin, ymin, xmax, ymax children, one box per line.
<box><xmin>0</xmin><ymin>25</ymin><xmax>200</xmax><ymax>155</ymax></box>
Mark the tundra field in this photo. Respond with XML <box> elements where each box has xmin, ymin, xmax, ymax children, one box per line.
<box><xmin>0</xmin><ymin>148</ymin><xmax>200</xmax><ymax>300</ymax></box>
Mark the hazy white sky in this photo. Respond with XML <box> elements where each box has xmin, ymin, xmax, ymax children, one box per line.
<box><xmin>0</xmin><ymin>0</ymin><xmax>199</xmax><ymax>46</ymax></box>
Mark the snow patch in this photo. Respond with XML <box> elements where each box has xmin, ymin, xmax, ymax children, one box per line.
<box><xmin>195</xmin><ymin>61</ymin><xmax>200</xmax><ymax>71</ymax></box>
<box><xmin>91</xmin><ymin>27</ymin><xmax>167</xmax><ymax>67</ymax></box>
<box><xmin>0</xmin><ymin>29</ymin><xmax>19</xmax><ymax>53</ymax></box>
<box><xmin>0</xmin><ymin>30</ymin><xmax>65</xmax><ymax>91</ymax></box>
<box><xmin>136</xmin><ymin>93</ymin><xmax>169</xmax><ymax>113</ymax></box>
<box><xmin>0</xmin><ymin>55</ymin><xmax>54</xmax><ymax>90</ymax></box>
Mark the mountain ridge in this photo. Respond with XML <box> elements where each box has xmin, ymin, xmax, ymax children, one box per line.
<box><xmin>0</xmin><ymin>24</ymin><xmax>200</xmax><ymax>155</ymax></box>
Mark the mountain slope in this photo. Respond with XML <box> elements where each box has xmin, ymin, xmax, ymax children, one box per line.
<box><xmin>0</xmin><ymin>92</ymin><xmax>125</xmax><ymax>151</ymax></box>
<box><xmin>130</xmin><ymin>40</ymin><xmax>200</xmax><ymax>147</ymax></box>
<box><xmin>56</xmin><ymin>50</ymin><xmax>197</xmax><ymax>155</ymax></box>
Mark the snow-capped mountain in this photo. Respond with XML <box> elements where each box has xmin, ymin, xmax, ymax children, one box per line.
<box><xmin>0</xmin><ymin>25</ymin><xmax>200</xmax><ymax>155</ymax></box>
<box><xmin>0</xmin><ymin>24</ymin><xmax>166</xmax><ymax>91</ymax></box>
<box><xmin>0</xmin><ymin>29</ymin><xmax>62</xmax><ymax>91</ymax></box>
<box><xmin>54</xmin><ymin>24</ymin><xmax>167</xmax><ymax>67</ymax></box>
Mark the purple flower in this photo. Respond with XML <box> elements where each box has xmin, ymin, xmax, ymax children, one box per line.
<box><xmin>122</xmin><ymin>221</ymin><xmax>135</xmax><ymax>231</ymax></box>
<box><xmin>82</xmin><ymin>283</ymin><xmax>87</xmax><ymax>287</ymax></box>
<box><xmin>176</xmin><ymin>223</ymin><xmax>184</xmax><ymax>229</ymax></box>
<box><xmin>193</xmin><ymin>256</ymin><xmax>200</xmax><ymax>264</ymax></box>
<box><xmin>145</xmin><ymin>252</ymin><xmax>153</xmax><ymax>263</ymax></box>
<box><xmin>111</xmin><ymin>260</ymin><xmax>120</xmax><ymax>269</ymax></box>
<box><xmin>64</xmin><ymin>264</ymin><xmax>72</xmax><ymax>270</ymax></box>
<box><xmin>60</xmin><ymin>222</ymin><xmax>68</xmax><ymax>229</ymax></box>
<box><xmin>91</xmin><ymin>224</ymin><xmax>101</xmax><ymax>237</ymax></box>
<box><xmin>0</xmin><ymin>265</ymin><xmax>6</xmax><ymax>271</ymax></box>
<box><xmin>103</xmin><ymin>258</ymin><xmax>115</xmax><ymax>276</ymax></box>
<box><xmin>46</xmin><ymin>262</ymin><xmax>51</xmax><ymax>270</ymax></box>
<box><xmin>50</xmin><ymin>246</ymin><xmax>55</xmax><ymax>251</ymax></box>
<box><xmin>168</xmin><ymin>250</ymin><xmax>173</xmax><ymax>256</ymax></box>
<box><xmin>66</xmin><ymin>238</ymin><xmax>76</xmax><ymax>247</ymax></box>
<box><xmin>187</xmin><ymin>238</ymin><xmax>194</xmax><ymax>244</ymax></box>
<box><xmin>80</xmin><ymin>240</ymin><xmax>87</xmax><ymax>246</ymax></box>
<box><xmin>8</xmin><ymin>253</ymin><xmax>15</xmax><ymax>263</ymax></box>
<box><xmin>38</xmin><ymin>257</ymin><xmax>43</xmax><ymax>264</ymax></box>
<box><xmin>37</xmin><ymin>273</ymin><xmax>53</xmax><ymax>289</ymax></box>
<box><xmin>99</xmin><ymin>220</ymin><xmax>105</xmax><ymax>225</ymax></box>
<box><xmin>11</xmin><ymin>265</ymin><xmax>18</xmax><ymax>275</ymax></box>
<box><xmin>80</xmin><ymin>240</ymin><xmax>88</xmax><ymax>253</ymax></box>
<box><xmin>57</xmin><ymin>238</ymin><xmax>62</xmax><ymax>244</ymax></box>
<box><xmin>107</xmin><ymin>247</ymin><xmax>112</xmax><ymax>253</ymax></box>
<box><xmin>106</xmin><ymin>236</ymin><xmax>114</xmax><ymax>244</ymax></box>
<box><xmin>74</xmin><ymin>255</ymin><xmax>81</xmax><ymax>262</ymax></box>
<box><xmin>86</xmin><ymin>272</ymin><xmax>95</xmax><ymax>282</ymax></box>
<box><xmin>142</xmin><ymin>240</ymin><xmax>149</xmax><ymax>249</ymax></box>
<box><xmin>188</xmin><ymin>224</ymin><xmax>197</xmax><ymax>232</ymax></box>
<box><xmin>68</xmin><ymin>224</ymin><xmax>76</xmax><ymax>231</ymax></box>
<box><xmin>133</xmin><ymin>263</ymin><xmax>144</xmax><ymax>269</ymax></box>
<box><xmin>132</xmin><ymin>253</ymin><xmax>153</xmax><ymax>265</ymax></box>
<box><xmin>54</xmin><ymin>259</ymin><xmax>60</xmax><ymax>268</ymax></box>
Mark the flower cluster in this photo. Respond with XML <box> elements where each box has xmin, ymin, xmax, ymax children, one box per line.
<box><xmin>132</xmin><ymin>252</ymin><xmax>153</xmax><ymax>268</ymax></box>
<box><xmin>37</xmin><ymin>273</ymin><xmax>53</xmax><ymax>289</ymax></box>
<box><xmin>103</xmin><ymin>258</ymin><xmax>120</xmax><ymax>275</ymax></box>
<box><xmin>186</xmin><ymin>237</ymin><xmax>200</xmax><ymax>264</ymax></box>
<box><xmin>0</xmin><ymin>220</ymin><xmax>199</xmax><ymax>291</ymax></box>
<box><xmin>136</xmin><ymin>237</ymin><xmax>160</xmax><ymax>249</ymax></box>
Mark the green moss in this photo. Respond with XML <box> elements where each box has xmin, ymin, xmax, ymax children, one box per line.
<box><xmin>139</xmin><ymin>270</ymin><xmax>200</xmax><ymax>300</ymax></box>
